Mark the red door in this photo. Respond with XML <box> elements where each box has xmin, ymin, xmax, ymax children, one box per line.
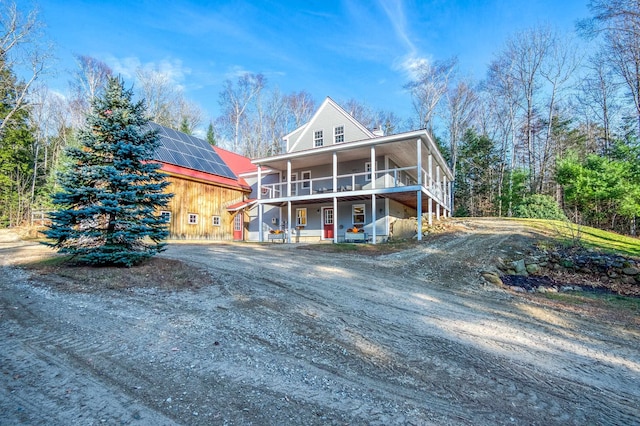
<box><xmin>323</xmin><ymin>207</ymin><xmax>334</xmax><ymax>239</ymax></box>
<box><xmin>233</xmin><ymin>213</ymin><xmax>243</xmax><ymax>241</ymax></box>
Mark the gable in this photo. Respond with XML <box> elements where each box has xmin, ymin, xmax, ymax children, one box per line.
<box><xmin>287</xmin><ymin>97</ymin><xmax>374</xmax><ymax>153</ymax></box>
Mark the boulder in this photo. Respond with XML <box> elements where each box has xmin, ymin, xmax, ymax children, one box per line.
<box><xmin>481</xmin><ymin>271</ymin><xmax>504</xmax><ymax>286</ymax></box>
<box><xmin>622</xmin><ymin>266</ymin><xmax>640</xmax><ymax>276</ymax></box>
<box><xmin>526</xmin><ymin>263</ymin><xmax>540</xmax><ymax>274</ymax></box>
<box><xmin>511</xmin><ymin>259</ymin><xmax>528</xmax><ymax>276</ymax></box>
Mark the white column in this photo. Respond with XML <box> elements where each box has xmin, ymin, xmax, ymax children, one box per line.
<box><xmin>371</xmin><ymin>195</ymin><xmax>377</xmax><ymax>244</ymax></box>
<box><xmin>332</xmin><ymin>152</ymin><xmax>337</xmax><ymax>193</ymax></box>
<box><xmin>287</xmin><ymin>201</ymin><xmax>292</xmax><ymax>243</ymax></box>
<box><xmin>333</xmin><ymin>197</ymin><xmax>338</xmax><ymax>244</ymax></box>
<box><xmin>370</xmin><ymin>146</ymin><xmax>376</xmax><ymax>189</ymax></box>
<box><xmin>287</xmin><ymin>160</ymin><xmax>292</xmax><ymax>197</ymax></box>
<box><xmin>428</xmin><ymin>154</ymin><xmax>433</xmax><ymax>191</ymax></box>
<box><xmin>416</xmin><ymin>139</ymin><xmax>422</xmax><ymax>186</ymax></box>
<box><xmin>417</xmin><ymin>190</ymin><xmax>423</xmax><ymax>241</ymax></box>
<box><xmin>257</xmin><ymin>165</ymin><xmax>263</xmax><ymax>242</ymax></box>
<box><xmin>428</xmin><ymin>197</ymin><xmax>433</xmax><ymax>225</ymax></box>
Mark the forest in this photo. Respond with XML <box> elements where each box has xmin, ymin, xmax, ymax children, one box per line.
<box><xmin>1</xmin><ymin>0</ymin><xmax>639</xmax><ymax>236</ymax></box>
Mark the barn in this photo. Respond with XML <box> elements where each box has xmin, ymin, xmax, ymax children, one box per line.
<box><xmin>149</xmin><ymin>123</ymin><xmax>252</xmax><ymax>240</ymax></box>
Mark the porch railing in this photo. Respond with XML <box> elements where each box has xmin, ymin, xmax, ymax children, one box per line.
<box><xmin>260</xmin><ymin>166</ymin><xmax>449</xmax><ymax>207</ymax></box>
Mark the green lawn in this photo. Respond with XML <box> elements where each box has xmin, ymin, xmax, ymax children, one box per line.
<box><xmin>513</xmin><ymin>218</ymin><xmax>640</xmax><ymax>257</ymax></box>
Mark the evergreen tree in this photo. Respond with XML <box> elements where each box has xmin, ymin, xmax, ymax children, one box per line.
<box><xmin>44</xmin><ymin>77</ymin><xmax>172</xmax><ymax>266</ymax></box>
<box><xmin>206</xmin><ymin>121</ymin><xmax>217</xmax><ymax>146</ymax></box>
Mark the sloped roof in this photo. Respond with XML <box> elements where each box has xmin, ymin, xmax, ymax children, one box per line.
<box><xmin>149</xmin><ymin>122</ymin><xmax>236</xmax><ymax>180</ymax></box>
<box><xmin>147</xmin><ymin>122</ymin><xmax>250</xmax><ymax>191</ymax></box>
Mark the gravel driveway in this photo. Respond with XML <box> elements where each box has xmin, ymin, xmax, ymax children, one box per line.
<box><xmin>1</xmin><ymin>219</ymin><xmax>639</xmax><ymax>425</ymax></box>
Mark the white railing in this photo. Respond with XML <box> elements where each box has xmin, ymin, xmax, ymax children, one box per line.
<box><xmin>259</xmin><ymin>166</ymin><xmax>448</xmax><ymax>206</ymax></box>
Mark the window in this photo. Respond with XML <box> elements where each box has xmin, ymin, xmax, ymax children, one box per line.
<box><xmin>301</xmin><ymin>171</ymin><xmax>311</xmax><ymax>189</ymax></box>
<box><xmin>352</xmin><ymin>204</ymin><xmax>365</xmax><ymax>225</ymax></box>
<box><xmin>188</xmin><ymin>213</ymin><xmax>198</xmax><ymax>225</ymax></box>
<box><xmin>365</xmin><ymin>161</ymin><xmax>377</xmax><ymax>181</ymax></box>
<box><xmin>314</xmin><ymin>130</ymin><xmax>324</xmax><ymax>147</ymax></box>
<box><xmin>334</xmin><ymin>125</ymin><xmax>344</xmax><ymax>143</ymax></box>
<box><xmin>160</xmin><ymin>211</ymin><xmax>171</xmax><ymax>223</ymax></box>
<box><xmin>212</xmin><ymin>215</ymin><xmax>221</xmax><ymax>226</ymax></box>
<box><xmin>296</xmin><ymin>208</ymin><xmax>307</xmax><ymax>226</ymax></box>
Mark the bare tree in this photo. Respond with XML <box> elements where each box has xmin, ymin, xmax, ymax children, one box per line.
<box><xmin>583</xmin><ymin>0</ymin><xmax>640</xmax><ymax>134</ymax></box>
<box><xmin>68</xmin><ymin>55</ymin><xmax>112</xmax><ymax>127</ymax></box>
<box><xmin>217</xmin><ymin>73</ymin><xmax>265</xmax><ymax>153</ymax></box>
<box><xmin>285</xmin><ymin>90</ymin><xmax>315</xmax><ymax>129</ymax></box>
<box><xmin>405</xmin><ymin>57</ymin><xmax>457</xmax><ymax>131</ymax></box>
<box><xmin>0</xmin><ymin>0</ymin><xmax>52</xmax><ymax>133</ymax></box>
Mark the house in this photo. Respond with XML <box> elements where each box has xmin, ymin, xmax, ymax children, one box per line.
<box><xmin>244</xmin><ymin>97</ymin><xmax>453</xmax><ymax>244</ymax></box>
<box><xmin>149</xmin><ymin>122</ymin><xmax>252</xmax><ymax>240</ymax></box>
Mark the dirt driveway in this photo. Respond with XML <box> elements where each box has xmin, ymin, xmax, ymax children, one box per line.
<box><xmin>1</xmin><ymin>219</ymin><xmax>639</xmax><ymax>425</ymax></box>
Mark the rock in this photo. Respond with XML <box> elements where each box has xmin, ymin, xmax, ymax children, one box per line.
<box><xmin>526</xmin><ymin>263</ymin><xmax>540</xmax><ymax>274</ymax></box>
<box><xmin>622</xmin><ymin>266</ymin><xmax>640</xmax><ymax>276</ymax></box>
<box><xmin>510</xmin><ymin>286</ymin><xmax>526</xmax><ymax>293</ymax></box>
<box><xmin>511</xmin><ymin>259</ymin><xmax>527</xmax><ymax>275</ymax></box>
<box><xmin>481</xmin><ymin>272</ymin><xmax>504</xmax><ymax>286</ymax></box>
<box><xmin>607</xmin><ymin>270</ymin><xmax>619</xmax><ymax>278</ymax></box>
<box><xmin>536</xmin><ymin>286</ymin><xmax>547</xmax><ymax>293</ymax></box>
<box><xmin>560</xmin><ymin>286</ymin><xmax>575</xmax><ymax>292</ymax></box>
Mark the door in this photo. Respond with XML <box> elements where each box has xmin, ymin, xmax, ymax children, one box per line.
<box><xmin>233</xmin><ymin>213</ymin><xmax>243</xmax><ymax>241</ymax></box>
<box><xmin>322</xmin><ymin>207</ymin><xmax>334</xmax><ymax>239</ymax></box>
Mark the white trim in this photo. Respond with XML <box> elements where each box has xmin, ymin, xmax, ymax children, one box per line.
<box><xmin>352</xmin><ymin>204</ymin><xmax>365</xmax><ymax>225</ymax></box>
<box><xmin>333</xmin><ymin>125</ymin><xmax>345</xmax><ymax>144</ymax></box>
<box><xmin>296</xmin><ymin>207</ymin><xmax>307</xmax><ymax>226</ymax></box>
<box><xmin>321</xmin><ymin>206</ymin><xmax>334</xmax><ymax>241</ymax></box>
<box><xmin>188</xmin><ymin>213</ymin><xmax>198</xmax><ymax>225</ymax></box>
<box><xmin>301</xmin><ymin>170</ymin><xmax>311</xmax><ymax>189</ymax></box>
<box><xmin>212</xmin><ymin>215</ymin><xmax>221</xmax><ymax>226</ymax></box>
<box><xmin>313</xmin><ymin>129</ymin><xmax>324</xmax><ymax>147</ymax></box>
<box><xmin>160</xmin><ymin>210</ymin><xmax>171</xmax><ymax>223</ymax></box>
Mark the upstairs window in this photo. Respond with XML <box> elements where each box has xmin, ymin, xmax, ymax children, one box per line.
<box><xmin>314</xmin><ymin>130</ymin><xmax>324</xmax><ymax>147</ymax></box>
<box><xmin>334</xmin><ymin>125</ymin><xmax>344</xmax><ymax>143</ymax></box>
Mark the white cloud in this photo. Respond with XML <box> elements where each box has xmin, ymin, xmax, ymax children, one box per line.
<box><xmin>394</xmin><ymin>54</ymin><xmax>430</xmax><ymax>81</ymax></box>
<box><xmin>105</xmin><ymin>55</ymin><xmax>192</xmax><ymax>90</ymax></box>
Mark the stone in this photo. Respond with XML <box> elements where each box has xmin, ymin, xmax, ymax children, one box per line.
<box><xmin>481</xmin><ymin>272</ymin><xmax>504</xmax><ymax>286</ymax></box>
<box><xmin>511</xmin><ymin>259</ymin><xmax>527</xmax><ymax>274</ymax></box>
<box><xmin>537</xmin><ymin>286</ymin><xmax>547</xmax><ymax>293</ymax></box>
<box><xmin>526</xmin><ymin>263</ymin><xmax>540</xmax><ymax>274</ymax></box>
<box><xmin>622</xmin><ymin>266</ymin><xmax>640</xmax><ymax>276</ymax></box>
<box><xmin>510</xmin><ymin>286</ymin><xmax>526</xmax><ymax>293</ymax></box>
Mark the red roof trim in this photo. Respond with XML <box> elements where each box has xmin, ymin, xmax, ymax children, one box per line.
<box><xmin>159</xmin><ymin>162</ymin><xmax>251</xmax><ymax>191</ymax></box>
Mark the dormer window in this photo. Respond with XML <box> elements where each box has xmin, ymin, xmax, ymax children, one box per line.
<box><xmin>314</xmin><ymin>130</ymin><xmax>324</xmax><ymax>147</ymax></box>
<box><xmin>334</xmin><ymin>125</ymin><xmax>344</xmax><ymax>143</ymax></box>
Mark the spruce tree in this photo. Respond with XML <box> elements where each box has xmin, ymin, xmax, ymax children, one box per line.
<box><xmin>44</xmin><ymin>76</ymin><xmax>172</xmax><ymax>266</ymax></box>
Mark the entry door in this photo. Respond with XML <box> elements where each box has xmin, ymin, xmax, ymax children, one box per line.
<box><xmin>233</xmin><ymin>213</ymin><xmax>243</xmax><ymax>241</ymax></box>
<box><xmin>322</xmin><ymin>207</ymin><xmax>334</xmax><ymax>239</ymax></box>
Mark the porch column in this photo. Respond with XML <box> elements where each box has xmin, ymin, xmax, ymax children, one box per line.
<box><xmin>287</xmin><ymin>160</ymin><xmax>292</xmax><ymax>196</ymax></box>
<box><xmin>332</xmin><ymin>152</ymin><xmax>337</xmax><ymax>193</ymax></box>
<box><xmin>417</xmin><ymin>190</ymin><xmax>423</xmax><ymax>241</ymax></box>
<box><xmin>428</xmin><ymin>197</ymin><xmax>433</xmax><ymax>225</ymax></box>
<box><xmin>371</xmin><ymin>195</ymin><xmax>377</xmax><ymax>244</ymax></box>
<box><xmin>436</xmin><ymin>201</ymin><xmax>441</xmax><ymax>221</ymax></box>
<box><xmin>428</xmin><ymin>153</ymin><xmax>433</xmax><ymax>192</ymax></box>
<box><xmin>370</xmin><ymin>146</ymin><xmax>376</xmax><ymax>189</ymax></box>
<box><xmin>257</xmin><ymin>165</ymin><xmax>263</xmax><ymax>242</ymax></box>
<box><xmin>287</xmin><ymin>201</ymin><xmax>292</xmax><ymax>243</ymax></box>
<box><xmin>442</xmin><ymin>175</ymin><xmax>447</xmax><ymax>218</ymax></box>
<box><xmin>333</xmin><ymin>196</ymin><xmax>338</xmax><ymax>244</ymax></box>
<box><xmin>416</xmin><ymin>138</ymin><xmax>422</xmax><ymax>186</ymax></box>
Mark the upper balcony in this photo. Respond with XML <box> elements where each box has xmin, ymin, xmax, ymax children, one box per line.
<box><xmin>259</xmin><ymin>165</ymin><xmax>448</xmax><ymax>207</ymax></box>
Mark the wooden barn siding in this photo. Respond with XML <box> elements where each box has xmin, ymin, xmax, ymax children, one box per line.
<box><xmin>164</xmin><ymin>176</ymin><xmax>246</xmax><ymax>240</ymax></box>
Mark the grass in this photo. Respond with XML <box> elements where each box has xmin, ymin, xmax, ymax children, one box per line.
<box><xmin>542</xmin><ymin>291</ymin><xmax>640</xmax><ymax>315</ymax></box>
<box><xmin>511</xmin><ymin>218</ymin><xmax>640</xmax><ymax>257</ymax></box>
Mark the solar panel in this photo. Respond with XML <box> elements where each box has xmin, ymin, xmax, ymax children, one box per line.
<box><xmin>146</xmin><ymin>122</ymin><xmax>237</xmax><ymax>180</ymax></box>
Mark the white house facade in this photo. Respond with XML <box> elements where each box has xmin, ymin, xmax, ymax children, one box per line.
<box><xmin>245</xmin><ymin>97</ymin><xmax>453</xmax><ymax>244</ymax></box>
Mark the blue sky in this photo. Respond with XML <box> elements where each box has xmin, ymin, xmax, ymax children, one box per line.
<box><xmin>36</xmin><ymin>0</ymin><xmax>590</xmax><ymax>128</ymax></box>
